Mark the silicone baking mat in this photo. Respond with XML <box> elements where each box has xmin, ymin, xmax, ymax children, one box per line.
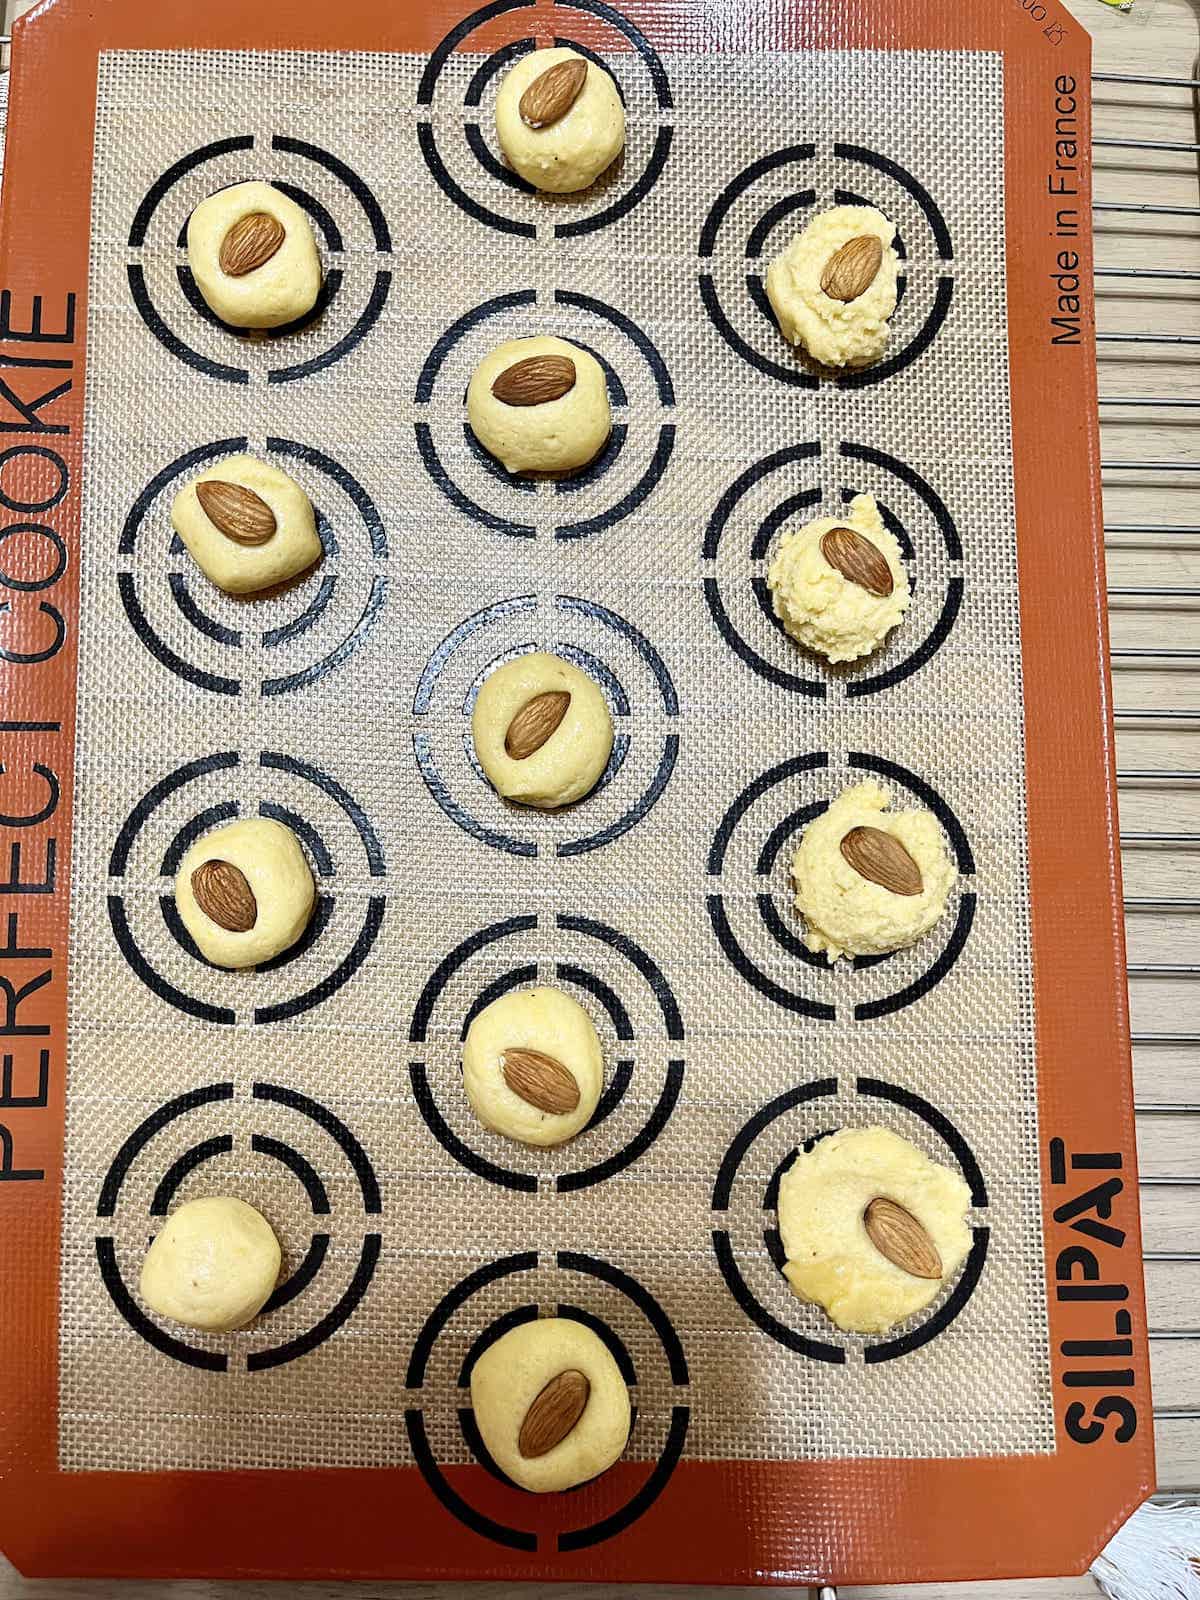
<box><xmin>0</xmin><ymin>0</ymin><xmax>1154</xmax><ymax>1584</ymax></box>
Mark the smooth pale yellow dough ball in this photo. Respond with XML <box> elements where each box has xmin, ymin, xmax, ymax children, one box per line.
<box><xmin>187</xmin><ymin>179</ymin><xmax>321</xmax><ymax>329</ymax></box>
<box><xmin>778</xmin><ymin>1126</ymin><xmax>972</xmax><ymax>1334</ymax></box>
<box><xmin>470</xmin><ymin>1317</ymin><xmax>631</xmax><ymax>1492</ymax></box>
<box><xmin>791</xmin><ymin>782</ymin><xmax>956</xmax><ymax>962</ymax></box>
<box><xmin>171</xmin><ymin>453</ymin><xmax>322</xmax><ymax>596</ymax></box>
<box><xmin>175</xmin><ymin>816</ymin><xmax>315</xmax><ymax>970</ymax></box>
<box><xmin>767</xmin><ymin>492</ymin><xmax>910</xmax><ymax>663</ymax></box>
<box><xmin>463</xmin><ymin>986</ymin><xmax>603</xmax><ymax>1147</ymax></box>
<box><xmin>467</xmin><ymin>336</ymin><xmax>611</xmax><ymax>476</ymax></box>
<box><xmin>140</xmin><ymin>1196</ymin><xmax>281</xmax><ymax>1332</ymax></box>
<box><xmin>473</xmin><ymin>650</ymin><xmax>613</xmax><ymax>809</ymax></box>
<box><xmin>495</xmin><ymin>47</ymin><xmax>624</xmax><ymax>194</ymax></box>
<box><xmin>765</xmin><ymin>204</ymin><xmax>899</xmax><ymax>369</ymax></box>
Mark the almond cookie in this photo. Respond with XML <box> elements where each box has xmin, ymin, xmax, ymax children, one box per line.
<box><xmin>768</xmin><ymin>492</ymin><xmax>910</xmax><ymax>663</ymax></box>
<box><xmin>472</xmin><ymin>650</ymin><xmax>613</xmax><ymax>809</ymax></box>
<box><xmin>175</xmin><ymin>816</ymin><xmax>315</xmax><ymax>969</ymax></box>
<box><xmin>171</xmin><ymin>453</ymin><xmax>321</xmax><ymax>595</ymax></box>
<box><xmin>463</xmin><ymin>986</ymin><xmax>604</xmax><ymax>1147</ymax></box>
<box><xmin>470</xmin><ymin>1316</ymin><xmax>631</xmax><ymax>1492</ymax></box>
<box><xmin>777</xmin><ymin>1126</ymin><xmax>972</xmax><ymax>1334</ymax></box>
<box><xmin>187</xmin><ymin>180</ymin><xmax>321</xmax><ymax>329</ymax></box>
<box><xmin>467</xmin><ymin>336</ymin><xmax>611</xmax><ymax>476</ymax></box>
<box><xmin>766</xmin><ymin>204</ymin><xmax>899</xmax><ymax>369</ymax></box>
<box><xmin>495</xmin><ymin>47</ymin><xmax>624</xmax><ymax>194</ymax></box>
<box><xmin>791</xmin><ymin>781</ymin><xmax>956</xmax><ymax>962</ymax></box>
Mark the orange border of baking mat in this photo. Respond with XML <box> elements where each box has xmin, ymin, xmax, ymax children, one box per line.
<box><xmin>0</xmin><ymin>0</ymin><xmax>1153</xmax><ymax>1581</ymax></box>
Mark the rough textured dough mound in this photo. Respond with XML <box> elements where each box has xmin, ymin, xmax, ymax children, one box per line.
<box><xmin>767</xmin><ymin>492</ymin><xmax>910</xmax><ymax>663</ymax></box>
<box><xmin>791</xmin><ymin>781</ymin><xmax>956</xmax><ymax>961</ymax></box>
<box><xmin>765</xmin><ymin>204</ymin><xmax>899</xmax><ymax>369</ymax></box>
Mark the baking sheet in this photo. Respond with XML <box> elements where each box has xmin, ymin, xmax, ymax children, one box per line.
<box><xmin>0</xmin><ymin>0</ymin><xmax>1153</xmax><ymax>1582</ymax></box>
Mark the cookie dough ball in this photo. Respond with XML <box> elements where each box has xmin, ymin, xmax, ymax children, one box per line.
<box><xmin>473</xmin><ymin>650</ymin><xmax>613</xmax><ymax>809</ymax></box>
<box><xmin>140</xmin><ymin>1196</ymin><xmax>281</xmax><ymax>1332</ymax></box>
<box><xmin>767</xmin><ymin>492</ymin><xmax>910</xmax><ymax>663</ymax></box>
<box><xmin>778</xmin><ymin>1126</ymin><xmax>972</xmax><ymax>1333</ymax></box>
<box><xmin>187</xmin><ymin>180</ymin><xmax>321</xmax><ymax>329</ymax></box>
<box><xmin>464</xmin><ymin>986</ymin><xmax>604</xmax><ymax>1147</ymax></box>
<box><xmin>471</xmin><ymin>1317</ymin><xmax>631</xmax><ymax>1492</ymax></box>
<box><xmin>791</xmin><ymin>781</ymin><xmax>956</xmax><ymax>962</ymax></box>
<box><xmin>467</xmin><ymin>336</ymin><xmax>611</xmax><ymax>476</ymax></box>
<box><xmin>765</xmin><ymin>204</ymin><xmax>899</xmax><ymax>369</ymax></box>
<box><xmin>171</xmin><ymin>454</ymin><xmax>322</xmax><ymax>596</ymax></box>
<box><xmin>495</xmin><ymin>47</ymin><xmax>624</xmax><ymax>194</ymax></box>
<box><xmin>175</xmin><ymin>816</ymin><xmax>315</xmax><ymax>969</ymax></box>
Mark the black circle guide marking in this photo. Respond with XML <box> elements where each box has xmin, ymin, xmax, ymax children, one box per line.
<box><xmin>412</xmin><ymin>593</ymin><xmax>678</xmax><ymax>858</ymax></box>
<box><xmin>711</xmin><ymin>1075</ymin><xmax>989</xmax><ymax>1365</ymax></box>
<box><xmin>107</xmin><ymin>750</ymin><xmax>386</xmax><ymax>1025</ymax></box>
<box><xmin>127</xmin><ymin>134</ymin><xmax>393</xmax><ymax>383</ymax></box>
<box><xmin>404</xmin><ymin>1248</ymin><xmax>688</xmax><ymax>1550</ymax></box>
<box><xmin>117</xmin><ymin>438</ymin><xmax>388</xmax><ymax>698</ymax></box>
<box><xmin>415</xmin><ymin>288</ymin><xmax>675</xmax><ymax>543</ymax></box>
<box><xmin>706</xmin><ymin>751</ymin><xmax>976</xmax><ymax>1022</ymax></box>
<box><xmin>702</xmin><ymin>439</ymin><xmax>963</xmax><ymax>699</ymax></box>
<box><xmin>408</xmin><ymin>910</ymin><xmax>683</xmax><ymax>1192</ymax></box>
<box><xmin>698</xmin><ymin>142</ymin><xmax>954</xmax><ymax>390</ymax></box>
<box><xmin>417</xmin><ymin>0</ymin><xmax>672</xmax><ymax>242</ymax></box>
<box><xmin>95</xmin><ymin>1080</ymin><xmax>382</xmax><ymax>1372</ymax></box>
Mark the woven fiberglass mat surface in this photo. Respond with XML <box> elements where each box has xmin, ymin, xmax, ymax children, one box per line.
<box><xmin>60</xmin><ymin>41</ymin><xmax>1054</xmax><ymax>1473</ymax></box>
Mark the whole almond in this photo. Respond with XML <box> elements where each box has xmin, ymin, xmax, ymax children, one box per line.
<box><xmin>820</xmin><ymin>234</ymin><xmax>883</xmax><ymax>302</ymax></box>
<box><xmin>491</xmin><ymin>354</ymin><xmax>577</xmax><ymax>408</ymax></box>
<box><xmin>191</xmin><ymin>858</ymin><xmax>257</xmax><ymax>932</ymax></box>
<box><xmin>864</xmin><ymin>1197</ymin><xmax>943</xmax><ymax>1280</ymax></box>
<box><xmin>219</xmin><ymin>210</ymin><xmax>286</xmax><ymax>277</ymax></box>
<box><xmin>505</xmin><ymin>690</ymin><xmax>571</xmax><ymax>759</ymax></box>
<box><xmin>820</xmin><ymin>525</ymin><xmax>894</xmax><ymax>598</ymax></box>
<box><xmin>518</xmin><ymin>1368</ymin><xmax>591</xmax><ymax>1458</ymax></box>
<box><xmin>839</xmin><ymin>826</ymin><xmax>923</xmax><ymax>897</ymax></box>
<box><xmin>519</xmin><ymin>57</ymin><xmax>588</xmax><ymax>129</ymax></box>
<box><xmin>502</xmin><ymin>1047</ymin><xmax>581</xmax><ymax>1115</ymax></box>
<box><xmin>196</xmin><ymin>480</ymin><xmax>277</xmax><ymax>546</ymax></box>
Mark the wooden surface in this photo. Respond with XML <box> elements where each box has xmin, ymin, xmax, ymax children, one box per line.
<box><xmin>0</xmin><ymin>0</ymin><xmax>1194</xmax><ymax>1592</ymax></box>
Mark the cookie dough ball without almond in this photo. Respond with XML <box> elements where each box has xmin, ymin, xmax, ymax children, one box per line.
<box><xmin>471</xmin><ymin>1317</ymin><xmax>631</xmax><ymax>1492</ymax></box>
<box><xmin>467</xmin><ymin>336</ymin><xmax>611</xmax><ymax>476</ymax></box>
<box><xmin>777</xmin><ymin>1126</ymin><xmax>972</xmax><ymax>1334</ymax></box>
<box><xmin>766</xmin><ymin>204</ymin><xmax>899</xmax><ymax>369</ymax></box>
<box><xmin>140</xmin><ymin>1196</ymin><xmax>281</xmax><ymax>1332</ymax></box>
<box><xmin>171</xmin><ymin>454</ymin><xmax>322</xmax><ymax>595</ymax></box>
<box><xmin>187</xmin><ymin>180</ymin><xmax>321</xmax><ymax>329</ymax></box>
<box><xmin>791</xmin><ymin>782</ymin><xmax>956</xmax><ymax>962</ymax></box>
<box><xmin>768</xmin><ymin>492</ymin><xmax>910</xmax><ymax>663</ymax></box>
<box><xmin>175</xmin><ymin>816</ymin><xmax>315</xmax><ymax>969</ymax></box>
<box><xmin>464</xmin><ymin>986</ymin><xmax>604</xmax><ymax>1146</ymax></box>
<box><xmin>496</xmin><ymin>47</ymin><xmax>624</xmax><ymax>194</ymax></box>
<box><xmin>473</xmin><ymin>650</ymin><xmax>613</xmax><ymax>809</ymax></box>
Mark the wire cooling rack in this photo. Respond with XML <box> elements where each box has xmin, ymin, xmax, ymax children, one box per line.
<box><xmin>0</xmin><ymin>30</ymin><xmax>1194</xmax><ymax>1600</ymax></box>
<box><xmin>1094</xmin><ymin>65</ymin><xmax>1200</xmax><ymax>1526</ymax></box>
